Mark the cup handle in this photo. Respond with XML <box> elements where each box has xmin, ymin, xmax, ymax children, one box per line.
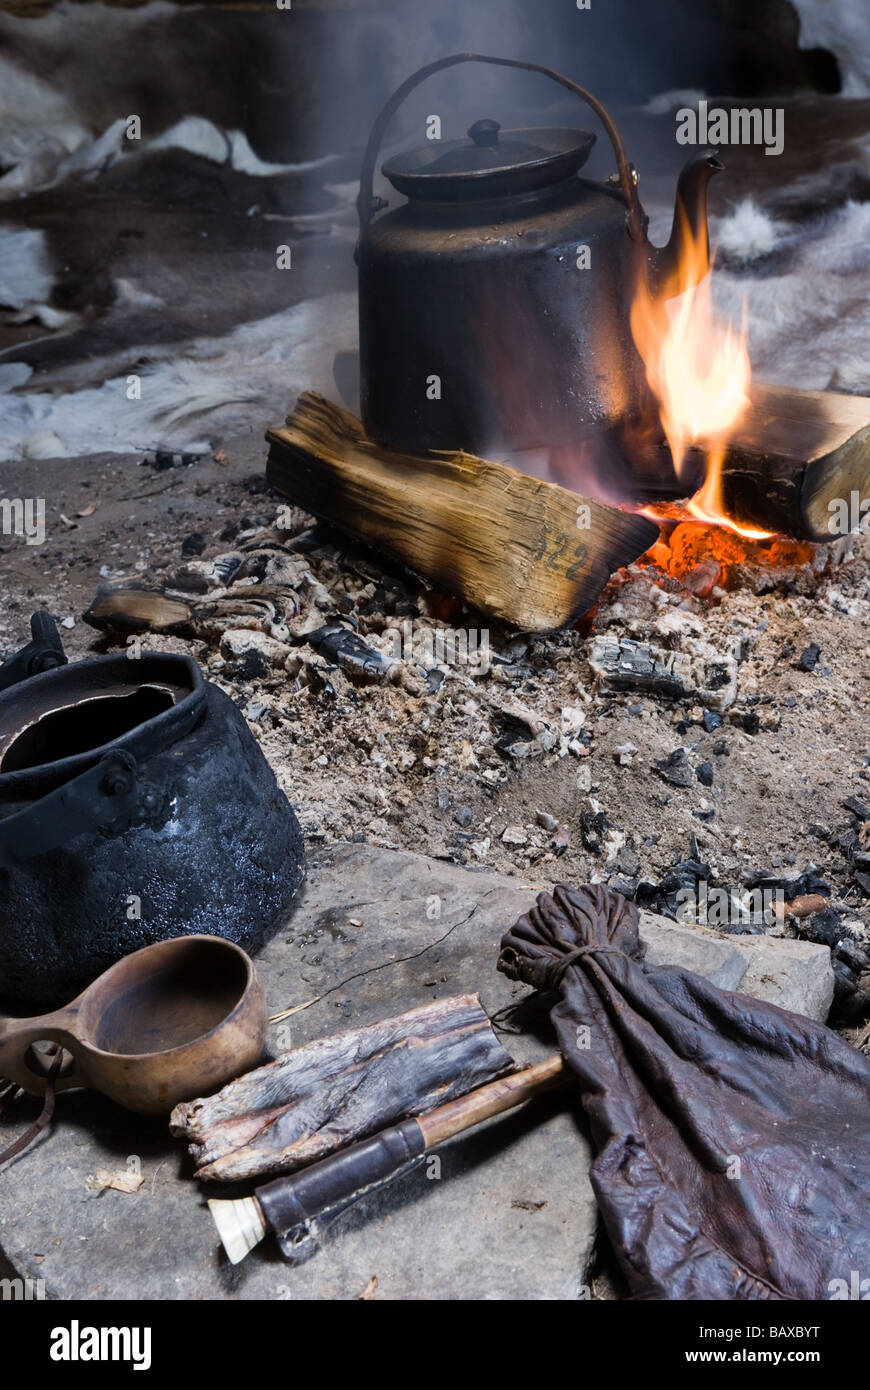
<box><xmin>0</xmin><ymin>1006</ymin><xmax>85</xmax><ymax>1097</ymax></box>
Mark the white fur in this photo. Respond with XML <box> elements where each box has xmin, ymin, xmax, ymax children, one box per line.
<box><xmin>150</xmin><ymin>118</ymin><xmax>341</xmax><ymax>177</ymax></box>
<box><xmin>0</xmin><ymin>112</ymin><xmax>342</xmax><ymax>198</ymax></box>
<box><xmin>713</xmin><ymin>200</ymin><xmax>783</xmax><ymax>263</ymax></box>
<box><xmin>791</xmin><ymin>0</ymin><xmax>870</xmax><ymax>96</ymax></box>
<box><xmin>0</xmin><ymin>228</ymin><xmax>55</xmax><ymax>308</ymax></box>
<box><xmin>712</xmin><ymin>199</ymin><xmax>870</xmax><ymax>395</ymax></box>
<box><xmin>0</xmin><ymin>292</ymin><xmax>358</xmax><ymax>460</ymax></box>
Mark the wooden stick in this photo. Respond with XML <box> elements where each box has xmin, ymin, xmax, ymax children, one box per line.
<box><xmin>266</xmin><ymin>393</ymin><xmax>658</xmax><ymax>633</ymax></box>
<box><xmin>417</xmin><ymin>1053</ymin><xmax>566</xmax><ymax>1147</ymax></box>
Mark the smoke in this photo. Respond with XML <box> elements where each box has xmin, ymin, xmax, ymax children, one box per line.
<box><xmin>0</xmin><ymin>0</ymin><xmax>848</xmax><ymax>180</ymax></box>
<box><xmin>0</xmin><ymin>0</ymin><xmax>859</xmax><ymax>465</ymax></box>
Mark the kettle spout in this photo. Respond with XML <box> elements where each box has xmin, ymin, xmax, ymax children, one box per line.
<box><xmin>650</xmin><ymin>150</ymin><xmax>724</xmax><ymax>299</ymax></box>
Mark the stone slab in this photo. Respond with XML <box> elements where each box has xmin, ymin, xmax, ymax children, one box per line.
<box><xmin>0</xmin><ymin>844</ymin><xmax>833</xmax><ymax>1301</ymax></box>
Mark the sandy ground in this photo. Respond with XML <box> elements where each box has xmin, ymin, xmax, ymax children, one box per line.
<box><xmin>2</xmin><ymin>426</ymin><xmax>868</xmax><ymax>1036</ymax></box>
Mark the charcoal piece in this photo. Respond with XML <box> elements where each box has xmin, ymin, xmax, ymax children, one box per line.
<box><xmin>608</xmin><ymin>875</ymin><xmax>638</xmax><ymax>898</ymax></box>
<box><xmin>792</xmin><ymin>907</ymin><xmax>869</xmax><ymax>1017</ymax></box>
<box><xmin>743</xmin><ymin>866</ymin><xmax>830</xmax><ymax>899</ymax></box>
<box><xmin>580</xmin><ymin>808</ymin><xmax>608</xmax><ymax>855</ymax></box>
<box><xmin>498</xmin><ymin>884</ymin><xmax>870</xmax><ymax>1301</ymax></box>
<box><xmin>701</xmin><ymin>710</ymin><xmax>723</xmax><ymax>732</ymax></box>
<box><xmin>616</xmin><ymin>846</ymin><xmax>640</xmax><ymax>878</ymax></box>
<box><xmin>799</xmin><ymin>906</ymin><xmax>844</xmax><ymax>951</ymax></box>
<box><xmin>798</xmin><ymin>643</ymin><xmax>822</xmax><ymax>672</ymax></box>
<box><xmin>844</xmin><ymin>796</ymin><xmax>870</xmax><ymax>821</ymax></box>
<box><xmin>181</xmin><ymin>532</ymin><xmax>206</xmax><ymax>559</ymax></box>
<box><xmin>632</xmin><ymin>846</ymin><xmax>712</xmax><ymax>919</ymax></box>
<box><xmin>306</xmin><ymin>623</ymin><xmax>394</xmax><ymax>680</ymax></box>
<box><xmin>226</xmin><ymin>649</ymin><xmax>269</xmax><ymax>682</ymax></box>
<box><xmin>145</xmin><ymin>450</ymin><xmax>199</xmax><ymax>471</ymax></box>
<box><xmin>653</xmin><ymin>749</ymin><xmax>693</xmax><ymax>788</ymax></box>
<box><xmin>696</xmin><ymin>761</ymin><xmax>714</xmax><ymax>787</ymax></box>
<box><xmin>83</xmin><ymin>584</ymin><xmax>194</xmax><ymax>636</ymax></box>
<box><xmin>587</xmin><ymin>636</ymin><xmax>738</xmax><ymax>711</ymax></box>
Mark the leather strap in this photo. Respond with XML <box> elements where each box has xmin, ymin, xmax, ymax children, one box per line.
<box><xmin>0</xmin><ymin>1047</ymin><xmax>63</xmax><ymax>1167</ymax></box>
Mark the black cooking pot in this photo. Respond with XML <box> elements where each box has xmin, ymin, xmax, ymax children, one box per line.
<box><xmin>357</xmin><ymin>53</ymin><xmax>722</xmax><ymax>457</ymax></box>
<box><xmin>0</xmin><ymin>616</ymin><xmax>304</xmax><ymax>1009</ymax></box>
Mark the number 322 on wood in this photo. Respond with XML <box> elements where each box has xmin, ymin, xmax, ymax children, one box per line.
<box><xmin>536</xmin><ymin>535</ymin><xmax>590</xmax><ymax>579</ymax></box>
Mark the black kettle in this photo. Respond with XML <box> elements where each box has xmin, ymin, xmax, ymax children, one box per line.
<box><xmin>356</xmin><ymin>53</ymin><xmax>722</xmax><ymax>458</ymax></box>
<box><xmin>0</xmin><ymin>615</ymin><xmax>304</xmax><ymax>1008</ymax></box>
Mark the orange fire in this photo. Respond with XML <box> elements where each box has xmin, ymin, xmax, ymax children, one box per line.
<box><xmin>630</xmin><ymin>209</ymin><xmax>768</xmax><ymax>539</ymax></box>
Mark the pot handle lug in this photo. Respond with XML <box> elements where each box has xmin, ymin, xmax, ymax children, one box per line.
<box><xmin>357</xmin><ymin>52</ymin><xmax>645</xmax><ymax>242</ymax></box>
<box><xmin>0</xmin><ymin>612</ymin><xmax>67</xmax><ymax>693</ymax></box>
<box><xmin>0</xmin><ymin>750</ymin><xmax>152</xmax><ymax>868</ymax></box>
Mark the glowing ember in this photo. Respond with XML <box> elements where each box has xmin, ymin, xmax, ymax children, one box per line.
<box><xmin>641</xmin><ymin>520</ymin><xmax>816</xmax><ymax>593</ymax></box>
<box><xmin>630</xmin><ymin>207</ymin><xmax>763</xmax><ymax>538</ymax></box>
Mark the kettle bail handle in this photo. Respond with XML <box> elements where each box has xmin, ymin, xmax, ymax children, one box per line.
<box><xmin>357</xmin><ymin>52</ymin><xmax>645</xmax><ymax>242</ymax></box>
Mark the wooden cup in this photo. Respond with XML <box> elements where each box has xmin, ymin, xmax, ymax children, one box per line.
<box><xmin>0</xmin><ymin>936</ymin><xmax>266</xmax><ymax>1115</ymax></box>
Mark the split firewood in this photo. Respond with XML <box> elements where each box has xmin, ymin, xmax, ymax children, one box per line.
<box><xmin>170</xmin><ymin>994</ymin><xmax>514</xmax><ymax>1184</ymax></box>
<box><xmin>656</xmin><ymin>383</ymin><xmax>870</xmax><ymax>542</ymax></box>
<box><xmin>266</xmin><ymin>392</ymin><xmax>658</xmax><ymax>633</ymax></box>
<box><xmin>720</xmin><ymin>384</ymin><xmax>870</xmax><ymax>541</ymax></box>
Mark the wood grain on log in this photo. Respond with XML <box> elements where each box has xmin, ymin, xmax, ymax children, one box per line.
<box><xmin>170</xmin><ymin>994</ymin><xmax>514</xmax><ymax>1183</ymax></box>
<box><xmin>266</xmin><ymin>393</ymin><xmax>658</xmax><ymax>633</ymax></box>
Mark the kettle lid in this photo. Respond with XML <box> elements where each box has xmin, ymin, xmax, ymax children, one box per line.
<box><xmin>381</xmin><ymin>120</ymin><xmax>596</xmax><ymax>202</ymax></box>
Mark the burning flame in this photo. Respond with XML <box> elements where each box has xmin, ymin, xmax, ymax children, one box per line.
<box><xmin>631</xmin><ymin>210</ymin><xmax>768</xmax><ymax>539</ymax></box>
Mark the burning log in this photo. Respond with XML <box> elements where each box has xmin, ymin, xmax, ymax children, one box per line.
<box><xmin>266</xmin><ymin>393</ymin><xmax>658</xmax><ymax>633</ymax></box>
<box><xmin>170</xmin><ymin>993</ymin><xmax>514</xmax><ymax>1183</ymax></box>
<box><xmin>650</xmin><ymin>383</ymin><xmax>870</xmax><ymax>542</ymax></box>
<box><xmin>714</xmin><ymin>384</ymin><xmax>870</xmax><ymax>542</ymax></box>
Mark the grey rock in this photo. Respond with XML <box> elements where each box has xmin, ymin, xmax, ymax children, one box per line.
<box><xmin>639</xmin><ymin>911</ymin><xmax>833</xmax><ymax>1020</ymax></box>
